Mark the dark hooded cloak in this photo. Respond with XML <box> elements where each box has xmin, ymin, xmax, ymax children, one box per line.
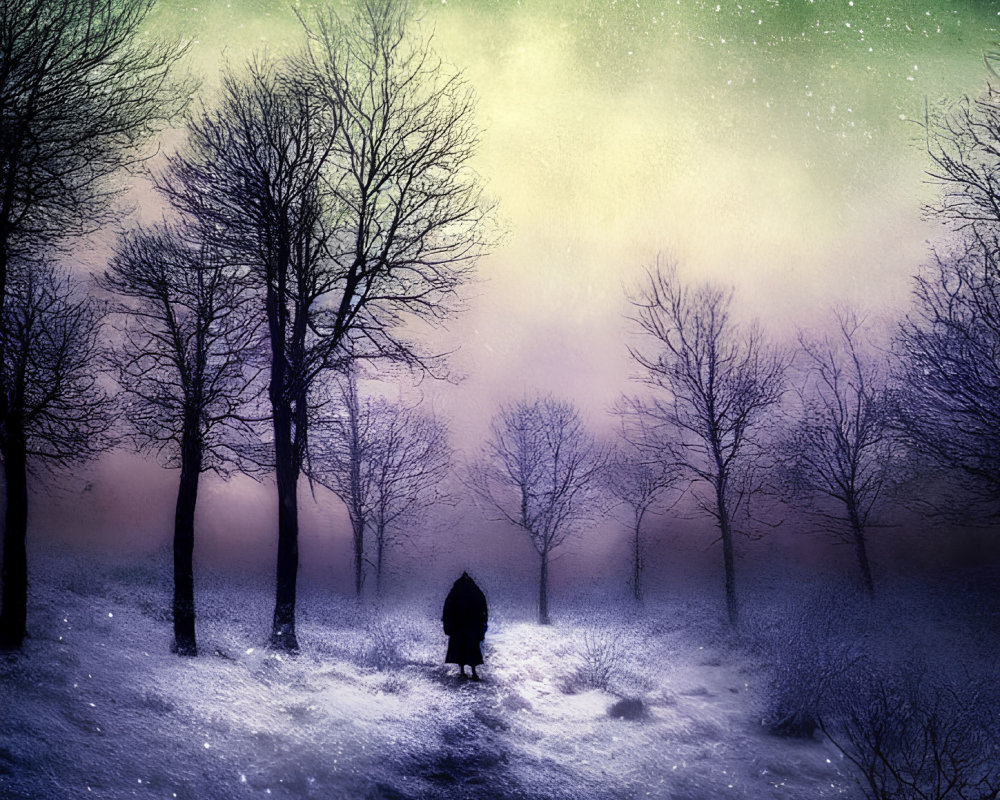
<box><xmin>442</xmin><ymin>572</ymin><xmax>488</xmax><ymax>666</ymax></box>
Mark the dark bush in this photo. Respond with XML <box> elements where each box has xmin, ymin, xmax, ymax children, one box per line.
<box><xmin>743</xmin><ymin>588</ymin><xmax>872</xmax><ymax>738</ymax></box>
<box><xmin>821</xmin><ymin>670</ymin><xmax>1000</xmax><ymax>800</ymax></box>
<box><xmin>608</xmin><ymin>697</ymin><xmax>646</xmax><ymax>720</ymax></box>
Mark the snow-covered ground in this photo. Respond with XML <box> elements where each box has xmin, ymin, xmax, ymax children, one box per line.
<box><xmin>4</xmin><ymin>551</ymin><xmax>989</xmax><ymax>800</ymax></box>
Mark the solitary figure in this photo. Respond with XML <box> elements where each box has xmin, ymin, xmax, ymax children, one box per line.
<box><xmin>442</xmin><ymin>571</ymin><xmax>488</xmax><ymax>681</ymax></box>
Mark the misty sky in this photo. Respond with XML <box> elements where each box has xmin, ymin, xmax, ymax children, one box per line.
<box><xmin>43</xmin><ymin>1</ymin><xmax>1000</xmax><ymax>579</ymax></box>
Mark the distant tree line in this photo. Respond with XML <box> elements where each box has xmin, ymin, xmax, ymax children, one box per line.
<box><xmin>3</xmin><ymin>0</ymin><xmax>1000</xmax><ymax>654</ymax></box>
<box><xmin>467</xmin><ymin>77</ymin><xmax>1000</xmax><ymax>627</ymax></box>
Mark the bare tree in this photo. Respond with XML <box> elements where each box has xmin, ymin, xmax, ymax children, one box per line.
<box><xmin>604</xmin><ymin>438</ymin><xmax>682</xmax><ymax>606</ymax></box>
<box><xmin>0</xmin><ymin>263</ymin><xmax>113</xmax><ymax>647</ymax></box>
<box><xmin>0</xmin><ymin>0</ymin><xmax>187</xmax><ymax>650</ymax></box>
<box><xmin>313</xmin><ymin>364</ymin><xmax>376</xmax><ymax>598</ymax></box>
<box><xmin>469</xmin><ymin>396</ymin><xmax>606</xmax><ymax>625</ymax></box>
<box><xmin>896</xmin><ymin>85</ymin><xmax>1000</xmax><ymax>518</ymax></box>
<box><xmin>366</xmin><ymin>399</ymin><xmax>451</xmax><ymax>595</ymax></box>
<box><xmin>298</xmin><ymin>0</ymin><xmax>491</xmax><ymax>368</ymax></box>
<box><xmin>780</xmin><ymin>308</ymin><xmax>899</xmax><ymax>596</ymax></box>
<box><xmin>896</xmin><ymin>236</ymin><xmax>1000</xmax><ymax>517</ymax></box>
<box><xmin>102</xmin><ymin>224</ymin><xmax>261</xmax><ymax>655</ymax></box>
<box><xmin>625</xmin><ymin>257</ymin><xmax>786</xmax><ymax>627</ymax></box>
<box><xmin>313</xmin><ymin>369</ymin><xmax>452</xmax><ymax>597</ymax></box>
<box><xmin>158</xmin><ymin>59</ymin><xmax>337</xmax><ymax>651</ymax></box>
<box><xmin>160</xmin><ymin>4</ymin><xmax>489</xmax><ymax>648</ymax></box>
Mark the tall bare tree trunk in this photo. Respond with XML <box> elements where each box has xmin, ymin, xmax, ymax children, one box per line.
<box><xmin>0</xmin><ymin>424</ymin><xmax>28</xmax><ymax>649</ymax></box>
<box><xmin>172</xmin><ymin>417</ymin><xmax>202</xmax><ymax>656</ymax></box>
<box><xmin>538</xmin><ymin>549</ymin><xmax>550</xmax><ymax>625</ymax></box>
<box><xmin>848</xmin><ymin>503</ymin><xmax>875</xmax><ymax>597</ymax></box>
<box><xmin>271</xmin><ymin>401</ymin><xmax>299</xmax><ymax>651</ymax></box>
<box><xmin>352</xmin><ymin>515</ymin><xmax>364</xmax><ymax>598</ymax></box>
<box><xmin>0</xmin><ymin>237</ymin><xmax>21</xmax><ymax>650</ymax></box>
<box><xmin>343</xmin><ymin>362</ymin><xmax>366</xmax><ymax>598</ymax></box>
<box><xmin>375</xmin><ymin>527</ymin><xmax>385</xmax><ymax>597</ymax></box>
<box><xmin>715</xmin><ymin>479</ymin><xmax>739</xmax><ymax>627</ymax></box>
<box><xmin>267</xmin><ymin>238</ymin><xmax>299</xmax><ymax>652</ymax></box>
<box><xmin>632</xmin><ymin>512</ymin><xmax>644</xmax><ymax>607</ymax></box>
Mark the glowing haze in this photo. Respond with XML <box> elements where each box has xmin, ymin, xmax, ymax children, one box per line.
<box><xmin>35</xmin><ymin>1</ymin><xmax>1000</xmax><ymax>583</ymax></box>
<box><xmin>142</xmin><ymin>0</ymin><xmax>999</xmax><ymax>414</ymax></box>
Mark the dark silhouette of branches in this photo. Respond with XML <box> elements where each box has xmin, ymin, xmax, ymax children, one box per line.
<box><xmin>899</xmin><ymin>79</ymin><xmax>1000</xmax><ymax>520</ymax></box>
<box><xmin>625</xmin><ymin>255</ymin><xmax>787</xmax><ymax>626</ymax></box>
<box><xmin>821</xmin><ymin>672</ymin><xmax>1000</xmax><ymax>800</ymax></box>
<box><xmin>0</xmin><ymin>0</ymin><xmax>188</xmax><ymax>271</ymax></box>
<box><xmin>896</xmin><ymin>235</ymin><xmax>1000</xmax><ymax>519</ymax></box>
<box><xmin>0</xmin><ymin>263</ymin><xmax>114</xmax><ymax>647</ymax></box>
<box><xmin>0</xmin><ymin>0</ymin><xmax>187</xmax><ymax>649</ymax></box>
<box><xmin>298</xmin><ymin>0</ymin><xmax>493</xmax><ymax>374</ymax></box>
<box><xmin>102</xmin><ymin>223</ymin><xmax>262</xmax><ymax>655</ymax></box>
<box><xmin>158</xmin><ymin>0</ymin><xmax>489</xmax><ymax>649</ymax></box>
<box><xmin>925</xmin><ymin>89</ymin><xmax>1000</xmax><ymax>238</ymax></box>
<box><xmin>469</xmin><ymin>395</ymin><xmax>607</xmax><ymax>624</ymax></box>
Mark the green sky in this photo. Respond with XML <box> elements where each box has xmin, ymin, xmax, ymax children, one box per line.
<box><xmin>137</xmin><ymin>0</ymin><xmax>1000</xmax><ymax>427</ymax></box>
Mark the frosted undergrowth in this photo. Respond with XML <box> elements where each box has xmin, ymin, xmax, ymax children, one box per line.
<box><xmin>1</xmin><ymin>552</ymin><xmax>875</xmax><ymax>799</ymax></box>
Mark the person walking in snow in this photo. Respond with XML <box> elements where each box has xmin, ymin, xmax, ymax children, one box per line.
<box><xmin>442</xmin><ymin>571</ymin><xmax>488</xmax><ymax>681</ymax></box>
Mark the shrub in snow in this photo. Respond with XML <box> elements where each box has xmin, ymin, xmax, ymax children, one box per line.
<box><xmin>375</xmin><ymin>674</ymin><xmax>408</xmax><ymax>695</ymax></box>
<box><xmin>563</xmin><ymin>630</ymin><xmax>624</xmax><ymax>693</ymax></box>
<box><xmin>359</xmin><ymin>617</ymin><xmax>406</xmax><ymax>671</ymax></box>
<box><xmin>744</xmin><ymin>589</ymin><xmax>872</xmax><ymax>739</ymax></box>
<box><xmin>821</xmin><ymin>670</ymin><xmax>1000</xmax><ymax>800</ymax></box>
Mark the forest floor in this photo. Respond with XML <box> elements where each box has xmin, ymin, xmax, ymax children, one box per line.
<box><xmin>3</xmin><ymin>549</ymin><xmax>979</xmax><ymax>800</ymax></box>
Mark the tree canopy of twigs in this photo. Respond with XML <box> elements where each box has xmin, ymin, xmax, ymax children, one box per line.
<box><xmin>298</xmin><ymin>0</ymin><xmax>493</xmax><ymax>372</ymax></box>
<box><xmin>104</xmin><ymin>224</ymin><xmax>263</xmax><ymax>473</ymax></box>
<box><xmin>896</xmin><ymin>84</ymin><xmax>1000</xmax><ymax>519</ymax></box>
<box><xmin>4</xmin><ymin>264</ymin><xmax>113</xmax><ymax>468</ymax></box>
<box><xmin>0</xmin><ymin>0</ymin><xmax>188</xmax><ymax>273</ymax></box>
<box><xmin>896</xmin><ymin>236</ymin><xmax>1000</xmax><ymax>519</ymax></box>
<box><xmin>925</xmin><ymin>89</ymin><xmax>1000</xmax><ymax>238</ymax></box>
